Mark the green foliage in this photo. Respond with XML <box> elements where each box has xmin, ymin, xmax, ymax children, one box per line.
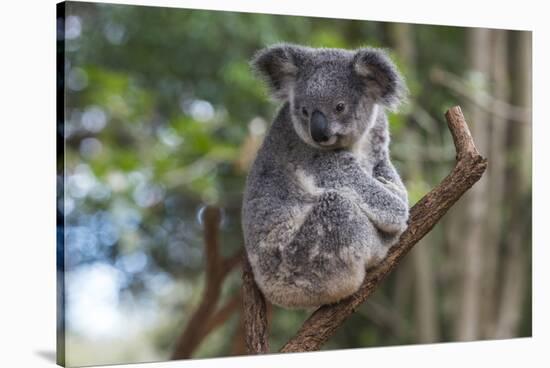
<box><xmin>62</xmin><ymin>3</ymin><xmax>531</xmax><ymax>367</ymax></box>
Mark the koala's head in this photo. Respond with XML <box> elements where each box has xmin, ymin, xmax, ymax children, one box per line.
<box><xmin>251</xmin><ymin>44</ymin><xmax>406</xmax><ymax>149</ymax></box>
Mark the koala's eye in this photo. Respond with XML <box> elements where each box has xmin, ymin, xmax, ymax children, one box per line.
<box><xmin>301</xmin><ymin>107</ymin><xmax>309</xmax><ymax>117</ymax></box>
<box><xmin>335</xmin><ymin>102</ymin><xmax>345</xmax><ymax>113</ymax></box>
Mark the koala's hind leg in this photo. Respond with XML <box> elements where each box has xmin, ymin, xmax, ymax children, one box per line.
<box><xmin>280</xmin><ymin>190</ymin><xmax>380</xmax><ymax>306</ymax></box>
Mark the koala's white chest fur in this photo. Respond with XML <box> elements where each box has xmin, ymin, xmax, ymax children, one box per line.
<box><xmin>349</xmin><ymin>133</ymin><xmax>376</xmax><ymax>174</ymax></box>
<box><xmin>349</xmin><ymin>104</ymin><xmax>379</xmax><ymax>172</ymax></box>
<box><xmin>294</xmin><ymin>167</ymin><xmax>324</xmax><ymax>196</ymax></box>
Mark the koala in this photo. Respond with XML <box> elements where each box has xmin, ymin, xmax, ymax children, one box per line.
<box><xmin>242</xmin><ymin>44</ymin><xmax>409</xmax><ymax>309</ymax></box>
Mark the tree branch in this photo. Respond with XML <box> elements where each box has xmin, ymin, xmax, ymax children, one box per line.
<box><xmin>222</xmin><ymin>249</ymin><xmax>245</xmax><ymax>278</ymax></box>
<box><xmin>201</xmin><ymin>292</ymin><xmax>242</xmax><ymax>339</ymax></box>
<box><xmin>242</xmin><ymin>255</ymin><xmax>270</xmax><ymax>354</ymax></box>
<box><xmin>430</xmin><ymin>68</ymin><xmax>530</xmax><ymax>124</ymax></box>
<box><xmin>278</xmin><ymin>106</ymin><xmax>487</xmax><ymax>352</ymax></box>
<box><xmin>171</xmin><ymin>207</ymin><xmax>242</xmax><ymax>360</ymax></box>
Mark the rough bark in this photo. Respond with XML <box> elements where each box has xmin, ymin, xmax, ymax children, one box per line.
<box><xmin>242</xmin><ymin>256</ymin><xmax>270</xmax><ymax>354</ymax></box>
<box><xmin>268</xmin><ymin>106</ymin><xmax>485</xmax><ymax>353</ymax></box>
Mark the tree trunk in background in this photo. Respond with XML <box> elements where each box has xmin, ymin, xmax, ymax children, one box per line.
<box><xmin>388</xmin><ymin>22</ymin><xmax>439</xmax><ymax>343</ymax></box>
<box><xmin>444</xmin><ymin>185</ymin><xmax>467</xmax><ymax>337</ymax></box>
<box><xmin>387</xmin><ymin>22</ymin><xmax>416</xmax><ymax>65</ymax></box>
<box><xmin>481</xmin><ymin>29</ymin><xmax>509</xmax><ymax>338</ymax></box>
<box><xmin>391</xmin><ymin>258</ymin><xmax>414</xmax><ymax>341</ymax></box>
<box><xmin>517</xmin><ymin>32</ymin><xmax>533</xmax><ymax>186</ymax></box>
<box><xmin>408</xmin><ymin>130</ymin><xmax>439</xmax><ymax>343</ymax></box>
<box><xmin>455</xmin><ymin>28</ymin><xmax>491</xmax><ymax>341</ymax></box>
<box><xmin>494</xmin><ymin>30</ymin><xmax>532</xmax><ymax>338</ymax></box>
<box><xmin>386</xmin><ymin>22</ymin><xmax>414</xmax><ymax>343</ymax></box>
<box><xmin>412</xmin><ymin>229</ymin><xmax>439</xmax><ymax>342</ymax></box>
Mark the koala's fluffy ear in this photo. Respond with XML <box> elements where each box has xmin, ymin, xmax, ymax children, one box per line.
<box><xmin>353</xmin><ymin>48</ymin><xmax>407</xmax><ymax>110</ymax></box>
<box><xmin>250</xmin><ymin>44</ymin><xmax>308</xmax><ymax>101</ymax></box>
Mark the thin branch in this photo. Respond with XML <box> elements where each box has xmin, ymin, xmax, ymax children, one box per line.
<box><xmin>201</xmin><ymin>292</ymin><xmax>242</xmax><ymax>339</ymax></box>
<box><xmin>204</xmin><ymin>207</ymin><xmax>222</xmax><ymax>277</ymax></box>
<box><xmin>276</xmin><ymin>105</ymin><xmax>487</xmax><ymax>353</ymax></box>
<box><xmin>221</xmin><ymin>249</ymin><xmax>245</xmax><ymax>278</ymax></box>
<box><xmin>171</xmin><ymin>207</ymin><xmax>242</xmax><ymax>360</ymax></box>
<box><xmin>430</xmin><ymin>68</ymin><xmax>530</xmax><ymax>124</ymax></box>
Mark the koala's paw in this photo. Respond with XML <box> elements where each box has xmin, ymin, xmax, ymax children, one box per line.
<box><xmin>377</xmin><ymin>176</ymin><xmax>406</xmax><ymax>196</ymax></box>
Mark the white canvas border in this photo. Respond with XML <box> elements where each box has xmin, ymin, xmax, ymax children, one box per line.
<box><xmin>0</xmin><ymin>0</ymin><xmax>546</xmax><ymax>367</ymax></box>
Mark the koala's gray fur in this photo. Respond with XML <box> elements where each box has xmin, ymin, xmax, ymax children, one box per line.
<box><xmin>242</xmin><ymin>44</ymin><xmax>409</xmax><ymax>309</ymax></box>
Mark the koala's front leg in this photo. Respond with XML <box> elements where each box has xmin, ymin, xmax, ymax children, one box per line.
<box><xmin>353</xmin><ymin>176</ymin><xmax>409</xmax><ymax>234</ymax></box>
<box><xmin>323</xmin><ymin>153</ymin><xmax>409</xmax><ymax>235</ymax></box>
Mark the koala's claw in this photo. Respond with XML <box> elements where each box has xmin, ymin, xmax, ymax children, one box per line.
<box><xmin>377</xmin><ymin>176</ymin><xmax>406</xmax><ymax>195</ymax></box>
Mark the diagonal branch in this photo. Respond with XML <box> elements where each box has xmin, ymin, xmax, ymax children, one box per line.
<box><xmin>241</xmin><ymin>106</ymin><xmax>487</xmax><ymax>353</ymax></box>
<box><xmin>200</xmin><ymin>292</ymin><xmax>242</xmax><ymax>340</ymax></box>
<box><xmin>430</xmin><ymin>68</ymin><xmax>530</xmax><ymax>124</ymax></box>
<box><xmin>279</xmin><ymin>106</ymin><xmax>487</xmax><ymax>352</ymax></box>
<box><xmin>222</xmin><ymin>249</ymin><xmax>245</xmax><ymax>278</ymax></box>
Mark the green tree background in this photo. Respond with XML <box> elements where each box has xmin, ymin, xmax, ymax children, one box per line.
<box><xmin>59</xmin><ymin>2</ymin><xmax>532</xmax><ymax>366</ymax></box>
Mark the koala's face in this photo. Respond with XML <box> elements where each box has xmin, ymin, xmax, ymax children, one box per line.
<box><xmin>290</xmin><ymin>56</ymin><xmax>376</xmax><ymax>149</ymax></box>
<box><xmin>251</xmin><ymin>45</ymin><xmax>406</xmax><ymax>150</ymax></box>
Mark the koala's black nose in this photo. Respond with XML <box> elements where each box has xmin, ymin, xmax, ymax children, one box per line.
<box><xmin>310</xmin><ymin>110</ymin><xmax>330</xmax><ymax>143</ymax></box>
